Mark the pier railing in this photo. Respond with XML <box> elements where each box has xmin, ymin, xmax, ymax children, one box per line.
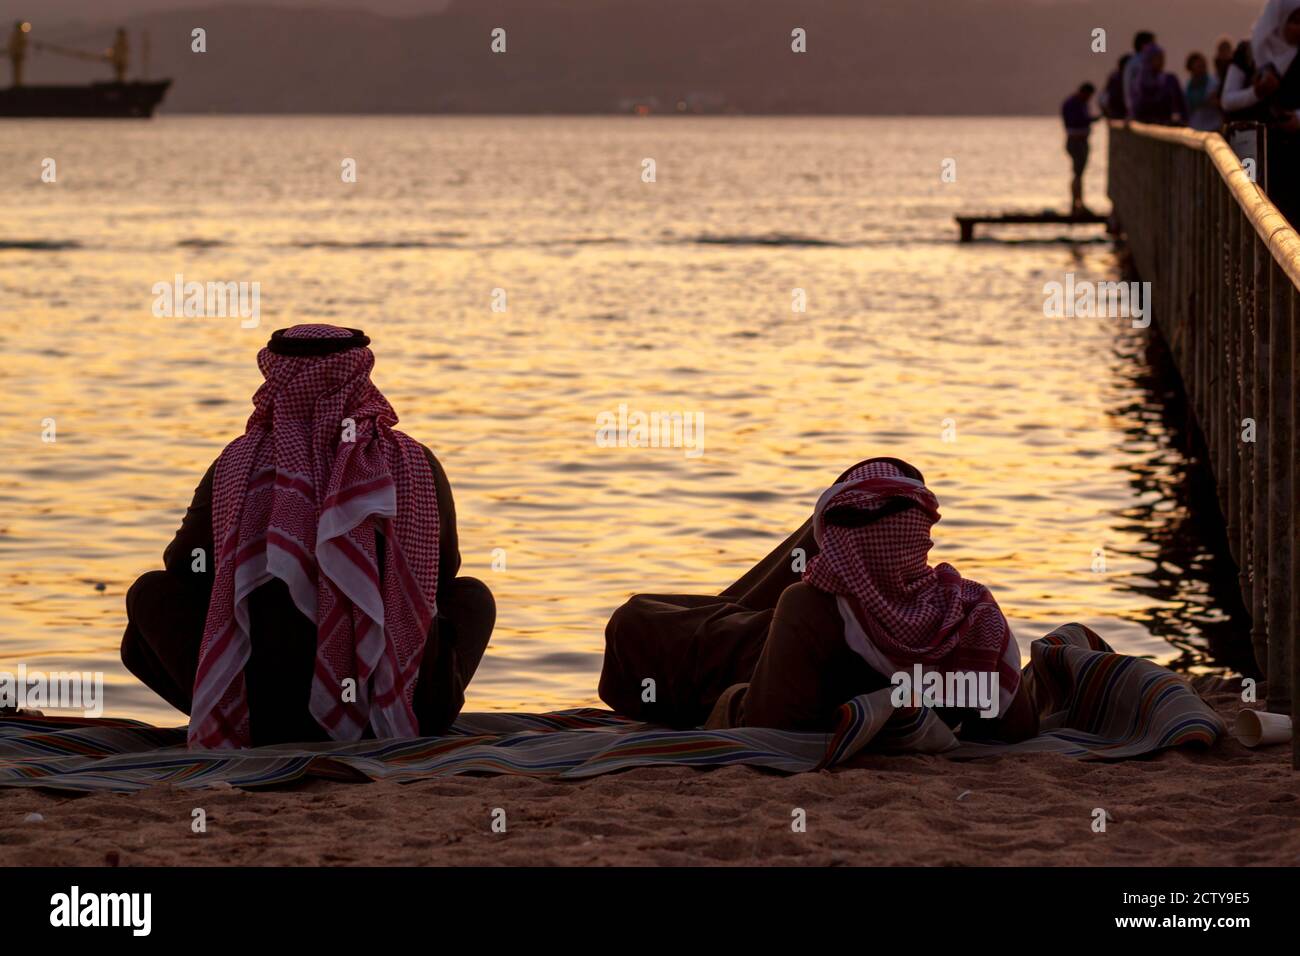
<box><xmin>1108</xmin><ymin>121</ymin><xmax>1298</xmax><ymax>767</ymax></box>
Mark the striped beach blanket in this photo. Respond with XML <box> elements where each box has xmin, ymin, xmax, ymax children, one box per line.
<box><xmin>0</xmin><ymin>625</ymin><xmax>1224</xmax><ymax>792</ymax></box>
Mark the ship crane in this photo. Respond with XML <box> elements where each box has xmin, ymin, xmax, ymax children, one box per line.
<box><xmin>34</xmin><ymin>28</ymin><xmax>130</xmax><ymax>84</ymax></box>
<box><xmin>2</xmin><ymin>21</ymin><xmax>31</xmax><ymax>87</ymax></box>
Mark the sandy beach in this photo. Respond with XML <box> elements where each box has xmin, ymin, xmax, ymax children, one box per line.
<box><xmin>2</xmin><ymin>678</ymin><xmax>1293</xmax><ymax>867</ymax></box>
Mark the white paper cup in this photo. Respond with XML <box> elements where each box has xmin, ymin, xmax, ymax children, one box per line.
<box><xmin>1232</xmin><ymin>710</ymin><xmax>1293</xmax><ymax>748</ymax></box>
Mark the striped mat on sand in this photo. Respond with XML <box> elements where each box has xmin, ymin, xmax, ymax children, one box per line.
<box><xmin>0</xmin><ymin>624</ymin><xmax>1225</xmax><ymax>792</ymax></box>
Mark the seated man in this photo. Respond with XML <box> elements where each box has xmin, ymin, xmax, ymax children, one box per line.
<box><xmin>122</xmin><ymin>324</ymin><xmax>494</xmax><ymax>747</ymax></box>
<box><xmin>599</xmin><ymin>458</ymin><xmax>1036</xmax><ymax>741</ymax></box>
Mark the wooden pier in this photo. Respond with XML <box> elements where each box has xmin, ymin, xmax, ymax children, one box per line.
<box><xmin>954</xmin><ymin>209</ymin><xmax>1108</xmax><ymax>242</ymax></box>
<box><xmin>1108</xmin><ymin>120</ymin><xmax>1298</xmax><ymax>767</ymax></box>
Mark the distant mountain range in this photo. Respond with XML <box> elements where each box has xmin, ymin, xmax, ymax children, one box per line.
<box><xmin>21</xmin><ymin>0</ymin><xmax>1262</xmax><ymax>114</ymax></box>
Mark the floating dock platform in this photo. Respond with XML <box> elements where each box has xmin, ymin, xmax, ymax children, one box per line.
<box><xmin>954</xmin><ymin>209</ymin><xmax>1110</xmax><ymax>242</ymax></box>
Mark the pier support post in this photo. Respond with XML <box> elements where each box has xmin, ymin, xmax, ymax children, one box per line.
<box><xmin>1251</xmin><ymin>233</ymin><xmax>1269</xmax><ymax>686</ymax></box>
<box><xmin>1268</xmin><ymin>266</ymin><xmax>1293</xmax><ymax>718</ymax></box>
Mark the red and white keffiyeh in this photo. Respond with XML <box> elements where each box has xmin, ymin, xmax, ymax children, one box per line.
<box><xmin>189</xmin><ymin>325</ymin><xmax>439</xmax><ymax>748</ymax></box>
<box><xmin>803</xmin><ymin>459</ymin><xmax>1021</xmax><ymax>715</ymax></box>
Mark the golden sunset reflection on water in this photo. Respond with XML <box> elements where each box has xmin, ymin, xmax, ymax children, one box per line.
<box><xmin>0</xmin><ymin>117</ymin><xmax>1244</xmax><ymax>725</ymax></box>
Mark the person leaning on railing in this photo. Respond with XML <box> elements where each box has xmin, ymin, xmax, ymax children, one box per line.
<box><xmin>1185</xmin><ymin>52</ymin><xmax>1225</xmax><ymax>132</ymax></box>
<box><xmin>1223</xmin><ymin>0</ymin><xmax>1300</xmax><ymax>222</ymax></box>
<box><xmin>1131</xmin><ymin>45</ymin><xmax>1188</xmax><ymax>125</ymax></box>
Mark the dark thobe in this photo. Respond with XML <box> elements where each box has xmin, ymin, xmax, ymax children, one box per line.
<box><xmin>1267</xmin><ymin>52</ymin><xmax>1300</xmax><ymax>226</ymax></box>
<box><xmin>121</xmin><ymin>446</ymin><xmax>494</xmax><ymax>744</ymax></box>
<box><xmin>599</xmin><ymin>516</ymin><xmax>887</xmax><ymax>730</ymax></box>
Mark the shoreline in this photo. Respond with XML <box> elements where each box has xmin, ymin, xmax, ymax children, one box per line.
<box><xmin>2</xmin><ymin>678</ymin><xmax>1293</xmax><ymax>867</ymax></box>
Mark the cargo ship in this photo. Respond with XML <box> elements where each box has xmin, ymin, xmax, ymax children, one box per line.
<box><xmin>0</xmin><ymin>21</ymin><xmax>171</xmax><ymax>118</ymax></box>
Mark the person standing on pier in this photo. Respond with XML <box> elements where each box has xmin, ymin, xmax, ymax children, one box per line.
<box><xmin>1132</xmin><ymin>45</ymin><xmax>1188</xmax><ymax>125</ymax></box>
<box><xmin>1214</xmin><ymin>36</ymin><xmax>1237</xmax><ymax>87</ymax></box>
<box><xmin>1222</xmin><ymin>40</ymin><xmax>1270</xmax><ymax>120</ymax></box>
<box><xmin>1249</xmin><ymin>0</ymin><xmax>1300</xmax><ymax>116</ymax></box>
<box><xmin>1257</xmin><ymin>0</ymin><xmax>1300</xmax><ymax>220</ymax></box>
<box><xmin>1185</xmin><ymin>52</ymin><xmax>1224</xmax><ymax>131</ymax></box>
<box><xmin>1224</xmin><ymin>0</ymin><xmax>1300</xmax><ymax>122</ymax></box>
<box><xmin>1061</xmin><ymin>81</ymin><xmax>1099</xmax><ymax>215</ymax></box>
<box><xmin>1101</xmin><ymin>55</ymin><xmax>1131</xmax><ymax>119</ymax></box>
<box><xmin>1123</xmin><ymin>31</ymin><xmax>1157</xmax><ymax>117</ymax></box>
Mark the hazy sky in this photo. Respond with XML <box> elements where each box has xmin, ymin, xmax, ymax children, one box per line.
<box><xmin>16</xmin><ymin>0</ymin><xmax>1265</xmax><ymax>115</ymax></box>
<box><xmin>23</xmin><ymin>0</ymin><xmax>1264</xmax><ymax>25</ymax></box>
<box><xmin>27</xmin><ymin>0</ymin><xmax>453</xmax><ymax>20</ymax></box>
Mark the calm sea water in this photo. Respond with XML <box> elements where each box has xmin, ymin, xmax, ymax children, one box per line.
<box><xmin>0</xmin><ymin>116</ymin><xmax>1247</xmax><ymax>725</ymax></box>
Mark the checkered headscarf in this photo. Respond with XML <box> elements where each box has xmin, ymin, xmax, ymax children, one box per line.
<box><xmin>189</xmin><ymin>325</ymin><xmax>439</xmax><ymax>748</ymax></box>
<box><xmin>803</xmin><ymin>459</ymin><xmax>1021</xmax><ymax>713</ymax></box>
